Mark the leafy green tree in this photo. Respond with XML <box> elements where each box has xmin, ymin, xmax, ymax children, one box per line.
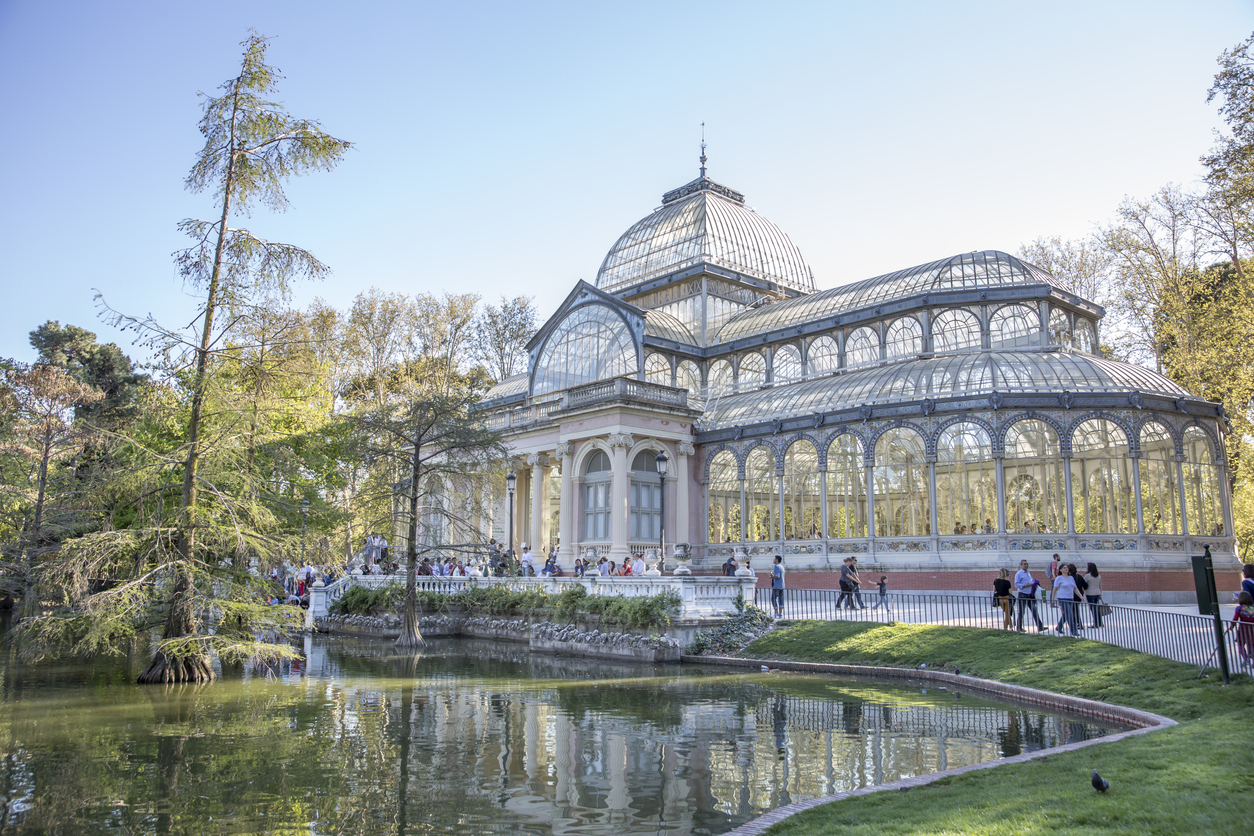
<box><xmin>28</xmin><ymin>321</ymin><xmax>146</xmax><ymax>426</ymax></box>
<box><xmin>473</xmin><ymin>295</ymin><xmax>537</xmax><ymax>384</ymax></box>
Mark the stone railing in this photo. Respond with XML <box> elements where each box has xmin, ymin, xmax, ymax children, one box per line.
<box><xmin>482</xmin><ymin>398</ymin><xmax>562</xmax><ymax>431</ymax></box>
<box><xmin>308</xmin><ymin>573</ymin><xmax>755</xmax><ymax>625</ymax></box>
<box><xmin>561</xmin><ymin>377</ymin><xmax>689</xmax><ymax>411</ymax></box>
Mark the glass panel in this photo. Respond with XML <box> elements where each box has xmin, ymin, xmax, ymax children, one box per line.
<box><xmin>773</xmin><ymin>345</ymin><xmax>802</xmax><ymax>383</ymax></box>
<box><xmin>707</xmin><ymin>359</ymin><xmax>733</xmax><ymax>398</ymax></box>
<box><xmin>932</xmin><ymin>309</ymin><xmax>982</xmax><ymax>353</ymax></box>
<box><xmin>935</xmin><ymin>423</ymin><xmax>997</xmax><ymax>535</ymax></box>
<box><xmin>826</xmin><ymin>435</ymin><xmax>867</xmax><ymax>538</ymax></box>
<box><xmin>989</xmin><ymin>304</ymin><xmax>1040</xmax><ymax>349</ymax></box>
<box><xmin>1071</xmin><ymin>419</ymin><xmax>1135</xmax><ymax>534</ymax></box>
<box><xmin>873</xmin><ymin>428</ymin><xmax>929</xmax><ymax>536</ymax></box>
<box><xmin>632</xmin><ymin>452</ymin><xmax>658</xmax><ymax>472</ymax></box>
<box><xmin>644</xmin><ymin>352</ymin><xmax>671</xmax><ymax>385</ymax></box>
<box><xmin>1003</xmin><ymin>419</ymin><xmax>1066</xmax><ymax>534</ymax></box>
<box><xmin>707</xmin><ymin>451</ymin><xmax>742</xmax><ymax>543</ymax></box>
<box><xmin>738</xmin><ymin>353</ymin><xmax>766</xmax><ymax>391</ymax></box>
<box><xmin>845</xmin><ymin>327</ymin><xmax>879</xmax><ymax>368</ymax></box>
<box><xmin>745</xmin><ymin>447</ymin><xmax>778</xmax><ymax>541</ymax></box>
<box><xmin>1049</xmin><ymin>308</ymin><xmax>1071</xmax><ymax>348</ymax></box>
<box><xmin>534</xmin><ymin>304</ymin><xmax>636</xmax><ymax>395</ymax></box>
<box><xmin>807</xmin><ymin>335</ymin><xmax>839</xmax><ymax>376</ymax></box>
<box><xmin>885</xmin><ymin>316</ymin><xmax>922</xmax><ymax>358</ymax></box>
<box><xmin>585</xmin><ymin>451</ymin><xmax>610</xmax><ymax>474</ymax></box>
<box><xmin>1074</xmin><ymin>320</ymin><xmax>1096</xmax><ymax>353</ymax></box>
<box><xmin>1183</xmin><ymin>427</ymin><xmax>1224</xmax><ymax>536</ymax></box>
<box><xmin>584</xmin><ymin>481</ymin><xmax>612</xmax><ymax>541</ymax></box>
<box><xmin>782</xmin><ymin>440</ymin><xmax>820</xmax><ymax>539</ymax></box>
<box><xmin>630</xmin><ymin>480</ymin><xmax>660</xmax><ymax>541</ymax></box>
<box><xmin>1140</xmin><ymin>423</ymin><xmax>1181</xmax><ymax>534</ymax></box>
<box><xmin>676</xmin><ymin>360</ymin><xmax>702</xmax><ymax>400</ymax></box>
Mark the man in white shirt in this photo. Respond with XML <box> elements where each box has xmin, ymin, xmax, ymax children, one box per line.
<box><xmin>598</xmin><ymin>559</ymin><xmax>610</xmax><ymax>577</ymax></box>
<box><xmin>1014</xmin><ymin>559</ymin><xmax>1045</xmax><ymax>632</ymax></box>
<box><xmin>520</xmin><ymin>546</ymin><xmax>534</xmax><ymax>576</ymax></box>
<box><xmin>632</xmin><ymin>553</ymin><xmax>646</xmax><ymax>576</ymax></box>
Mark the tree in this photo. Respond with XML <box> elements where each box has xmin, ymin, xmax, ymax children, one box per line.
<box><xmin>473</xmin><ymin>295</ymin><xmax>536</xmax><ymax>384</ymax></box>
<box><xmin>98</xmin><ymin>32</ymin><xmax>350</xmax><ymax>683</ymax></box>
<box><xmin>1017</xmin><ymin>236</ymin><xmax>1112</xmax><ymax>309</ymax></box>
<box><xmin>29</xmin><ymin>322</ymin><xmax>146</xmax><ymax>427</ymax></box>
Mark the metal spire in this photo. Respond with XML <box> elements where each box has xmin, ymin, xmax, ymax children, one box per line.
<box><xmin>699</xmin><ymin>122</ymin><xmax>707</xmax><ymax>177</ymax></box>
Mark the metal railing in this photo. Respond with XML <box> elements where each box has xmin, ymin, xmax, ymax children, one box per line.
<box><xmin>753</xmin><ymin>587</ymin><xmax>1250</xmax><ymax>676</ymax></box>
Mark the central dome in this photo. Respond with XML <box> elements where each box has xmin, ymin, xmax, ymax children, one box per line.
<box><xmin>595</xmin><ymin>175</ymin><xmax>815</xmax><ymax>295</ymax></box>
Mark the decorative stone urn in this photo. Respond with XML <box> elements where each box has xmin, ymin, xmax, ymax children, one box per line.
<box><xmin>671</xmin><ymin>543</ymin><xmax>692</xmax><ymax>575</ymax></box>
<box><xmin>583</xmin><ymin>546</ymin><xmax>599</xmax><ymax>563</ymax></box>
<box><xmin>644</xmin><ymin>548</ymin><xmax>663</xmax><ymax>577</ymax></box>
<box><xmin>733</xmin><ymin>547</ymin><xmax>753</xmax><ymax>578</ymax></box>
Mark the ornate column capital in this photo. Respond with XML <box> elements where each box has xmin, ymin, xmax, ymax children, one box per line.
<box><xmin>608</xmin><ymin>433</ymin><xmax>635</xmax><ymax>450</ymax></box>
<box><xmin>526</xmin><ymin>452</ymin><xmax>550</xmax><ymax>468</ymax></box>
<box><xmin>677</xmin><ymin>441</ymin><xmax>695</xmax><ymax>457</ymax></box>
<box><xmin>554</xmin><ymin>441</ymin><xmax>571</xmax><ymax>461</ymax></box>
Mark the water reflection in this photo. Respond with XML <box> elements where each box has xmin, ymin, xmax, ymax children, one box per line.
<box><xmin>0</xmin><ymin>635</ymin><xmax>1127</xmax><ymax>835</ymax></box>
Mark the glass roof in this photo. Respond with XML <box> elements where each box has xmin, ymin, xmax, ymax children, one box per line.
<box><xmin>643</xmin><ymin>308</ymin><xmax>697</xmax><ymax>344</ymax></box>
<box><xmin>595</xmin><ymin>177</ymin><xmax>815</xmax><ymax>295</ymax></box>
<box><xmin>715</xmin><ymin>250</ymin><xmax>1066</xmax><ymax>343</ymax></box>
<box><xmin>483</xmin><ymin>373</ymin><xmax>528</xmax><ymax>401</ymax></box>
<box><xmin>700</xmin><ymin>351</ymin><xmax>1189</xmax><ymax>430</ymax></box>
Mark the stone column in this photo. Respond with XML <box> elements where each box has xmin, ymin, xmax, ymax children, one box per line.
<box><xmin>1176</xmin><ymin>457</ymin><xmax>1190</xmax><ymax>536</ymax></box>
<box><xmin>556</xmin><ymin>443</ymin><xmax>574</xmax><ymax>562</ymax></box>
<box><xmin>608</xmin><ymin>433</ymin><xmax>633</xmax><ymax>563</ymax></box>
<box><xmin>994</xmin><ymin>455</ymin><xmax>1006</xmax><ymax>533</ymax></box>
<box><xmin>571</xmin><ymin>475</ymin><xmax>585</xmax><ymax>555</ymax></box>
<box><xmin>1064</xmin><ymin>453</ymin><xmax>1076</xmax><ymax>534</ymax></box>
<box><xmin>1131</xmin><ymin>457</ymin><xmax>1145</xmax><ymax>534</ymax></box>
<box><xmin>676</xmin><ymin>442</ymin><xmax>694</xmax><ymax>554</ymax></box>
<box><xmin>528</xmin><ymin>453</ymin><xmax>549</xmax><ymax>553</ymax></box>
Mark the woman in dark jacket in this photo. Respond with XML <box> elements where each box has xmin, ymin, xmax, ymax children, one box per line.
<box><xmin>993</xmin><ymin>568</ymin><xmax>1014</xmax><ymax>630</ymax></box>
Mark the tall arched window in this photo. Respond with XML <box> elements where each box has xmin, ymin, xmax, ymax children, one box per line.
<box><xmin>827</xmin><ymin>435</ymin><xmax>867</xmax><ymax>538</ymax></box>
<box><xmin>738</xmin><ymin>353</ymin><xmax>766</xmax><ymax>390</ymax></box>
<box><xmin>1183</xmin><ymin>427</ymin><xmax>1224</xmax><ymax>536</ymax></box>
<box><xmin>935</xmin><ymin>423</ymin><xmax>997</xmax><ymax>535</ymax></box>
<box><xmin>873</xmin><ymin>428</ymin><xmax>929</xmax><ymax>536</ymax></box>
<box><xmin>533</xmin><ymin>304</ymin><xmax>636</xmax><ymax>395</ymax></box>
<box><xmin>630</xmin><ymin>451</ymin><xmax>661</xmax><ymax>542</ymax></box>
<box><xmin>1140</xmin><ymin>423</ymin><xmax>1181</xmax><ymax>535</ymax></box>
<box><xmin>782</xmin><ymin>440</ymin><xmax>820</xmax><ymax>539</ymax></box>
<box><xmin>745</xmin><ymin>447</ymin><xmax>777</xmax><ymax>541</ymax></box>
<box><xmin>989</xmin><ymin>304</ymin><xmax>1039</xmax><ymax>349</ymax></box>
<box><xmin>676</xmin><ymin>360</ymin><xmax>701</xmax><ymax>400</ymax></box>
<box><xmin>583</xmin><ymin>450</ymin><xmax>612</xmax><ymax>541</ymax></box>
<box><xmin>931</xmin><ymin>309</ymin><xmax>982</xmax><ymax>353</ymax></box>
<box><xmin>807</xmin><ymin>335</ymin><xmax>839</xmax><ymax>376</ymax></box>
<box><xmin>886</xmin><ymin>317</ymin><xmax>923</xmax><ymax>358</ymax></box>
<box><xmin>707</xmin><ymin>359</ymin><xmax>733</xmax><ymax>398</ymax></box>
<box><xmin>773</xmin><ymin>345</ymin><xmax>802</xmax><ymax>383</ymax></box>
<box><xmin>707</xmin><ymin>451</ymin><xmax>741</xmax><ymax>543</ymax></box>
<box><xmin>845</xmin><ymin>327</ymin><xmax>879</xmax><ymax>367</ymax></box>
<box><xmin>1049</xmin><ymin>308</ymin><xmax>1071</xmax><ymax>348</ymax></box>
<box><xmin>1003</xmin><ymin>419</ymin><xmax>1066</xmax><ymax>534</ymax></box>
<box><xmin>644</xmin><ymin>352</ymin><xmax>671</xmax><ymax>385</ymax></box>
<box><xmin>1071</xmin><ymin>419</ymin><xmax>1135</xmax><ymax>534</ymax></box>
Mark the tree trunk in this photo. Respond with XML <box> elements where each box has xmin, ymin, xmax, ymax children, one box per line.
<box><xmin>395</xmin><ymin>443</ymin><xmax>424</xmax><ymax>648</ymax></box>
<box><xmin>138</xmin><ymin>563</ymin><xmax>215</xmax><ymax>684</ymax></box>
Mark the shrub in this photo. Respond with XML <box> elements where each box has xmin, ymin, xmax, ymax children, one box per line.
<box><xmin>686</xmin><ymin>605</ymin><xmax>774</xmax><ymax>655</ymax></box>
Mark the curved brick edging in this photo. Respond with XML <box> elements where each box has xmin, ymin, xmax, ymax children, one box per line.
<box><xmin>684</xmin><ymin>654</ymin><xmax>1176</xmax><ymax>836</ymax></box>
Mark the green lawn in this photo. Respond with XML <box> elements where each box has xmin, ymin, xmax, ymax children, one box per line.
<box><xmin>738</xmin><ymin>621</ymin><xmax>1252</xmax><ymax>835</ymax></box>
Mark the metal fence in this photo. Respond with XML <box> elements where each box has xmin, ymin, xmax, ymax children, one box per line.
<box><xmin>754</xmin><ymin>587</ymin><xmax>1251</xmax><ymax>677</ymax></box>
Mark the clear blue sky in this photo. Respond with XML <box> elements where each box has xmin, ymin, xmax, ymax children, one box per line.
<box><xmin>1</xmin><ymin>1</ymin><xmax>1251</xmax><ymax>365</ymax></box>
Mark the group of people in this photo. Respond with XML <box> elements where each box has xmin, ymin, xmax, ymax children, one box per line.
<box><xmin>1229</xmin><ymin>565</ymin><xmax>1254</xmax><ymax>667</ymax></box>
<box><xmin>267</xmin><ymin>563</ymin><xmax>336</xmax><ymax>607</ymax></box>
<box><xmin>362</xmin><ymin>533</ymin><xmax>389</xmax><ymax>567</ymax></box>
<box><xmin>992</xmin><ymin>556</ymin><xmax>1104</xmax><ymax>635</ymax></box>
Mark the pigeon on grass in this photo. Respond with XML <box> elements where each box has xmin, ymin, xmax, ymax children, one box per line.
<box><xmin>1091</xmin><ymin>770</ymin><xmax>1110</xmax><ymax>793</ymax></box>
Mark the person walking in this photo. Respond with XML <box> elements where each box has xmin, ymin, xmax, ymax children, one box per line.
<box><xmin>849</xmin><ymin>557</ymin><xmax>866</xmax><ymax>609</ymax></box>
<box><xmin>1052</xmin><ymin>563</ymin><xmax>1081</xmax><ymax>636</ymax></box>
<box><xmin>870</xmin><ymin>575</ymin><xmax>891</xmax><ymax>612</ymax></box>
<box><xmin>837</xmin><ymin>557</ymin><xmax>856</xmax><ymax>610</ymax></box>
<box><xmin>771</xmin><ymin>555</ymin><xmax>785</xmax><ymax>619</ymax></box>
<box><xmin>1014</xmin><ymin>560</ymin><xmax>1045</xmax><ymax>632</ymax></box>
<box><xmin>1082</xmin><ymin>562</ymin><xmax>1104</xmax><ymax>628</ymax></box>
<box><xmin>993</xmin><ymin>568</ymin><xmax>1014</xmax><ymax>630</ymax></box>
<box><xmin>1046</xmin><ymin>554</ymin><xmax>1060</xmax><ymax>607</ymax></box>
<box><xmin>1227</xmin><ymin>591</ymin><xmax>1254</xmax><ymax>668</ymax></box>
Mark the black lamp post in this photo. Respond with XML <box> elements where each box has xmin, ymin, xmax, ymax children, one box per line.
<box><xmin>300</xmin><ymin>499</ymin><xmax>310</xmax><ymax>564</ymax></box>
<box><xmin>506</xmin><ymin>472</ymin><xmax>517</xmax><ymax>553</ymax></box>
<box><xmin>655</xmin><ymin>451</ymin><xmax>669</xmax><ymax>560</ymax></box>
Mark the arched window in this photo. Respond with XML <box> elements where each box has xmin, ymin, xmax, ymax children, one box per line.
<box><xmin>782</xmin><ymin>440</ymin><xmax>820</xmax><ymax>539</ymax></box>
<box><xmin>533</xmin><ymin>303</ymin><xmax>636</xmax><ymax>395</ymax></box>
<box><xmin>583</xmin><ymin>450</ymin><xmax>612</xmax><ymax>541</ymax></box>
<box><xmin>989</xmin><ymin>304</ymin><xmax>1040</xmax><ymax>349</ymax></box>
<box><xmin>707</xmin><ymin>451</ymin><xmax>741</xmax><ymax>543</ymax></box>
<box><xmin>826</xmin><ymin>435</ymin><xmax>867</xmax><ymax>538</ymax></box>
<box><xmin>1074</xmin><ymin>320</ymin><xmax>1097</xmax><ymax>354</ymax></box>
<box><xmin>773</xmin><ymin>345</ymin><xmax>802</xmax><ymax>383</ymax></box>
<box><xmin>745</xmin><ymin>447</ymin><xmax>778</xmax><ymax>541</ymax></box>
<box><xmin>886</xmin><ymin>317</ymin><xmax>923</xmax><ymax>358</ymax></box>
<box><xmin>644</xmin><ymin>352</ymin><xmax>671</xmax><ymax>385</ymax></box>
<box><xmin>1049</xmin><ymin>308</ymin><xmax>1071</xmax><ymax>348</ymax></box>
<box><xmin>1184</xmin><ymin>427</ymin><xmax>1224</xmax><ymax>536</ymax></box>
<box><xmin>630</xmin><ymin>451</ymin><xmax>661</xmax><ymax>541</ymax></box>
<box><xmin>873</xmin><ymin>428</ymin><xmax>929</xmax><ymax>536</ymax></box>
<box><xmin>738</xmin><ymin>352</ymin><xmax>766</xmax><ymax>391</ymax></box>
<box><xmin>807</xmin><ymin>335</ymin><xmax>839</xmax><ymax>376</ymax></box>
<box><xmin>707</xmin><ymin>359</ymin><xmax>733</xmax><ymax>398</ymax></box>
<box><xmin>1135</xmin><ymin>422</ymin><xmax>1178</xmax><ymax>535</ymax></box>
<box><xmin>1003</xmin><ymin>419</ymin><xmax>1066</xmax><ymax>534</ymax></box>
<box><xmin>935</xmin><ymin>423</ymin><xmax>997</xmax><ymax>535</ymax></box>
<box><xmin>932</xmin><ymin>309</ymin><xmax>982</xmax><ymax>353</ymax></box>
<box><xmin>845</xmin><ymin>327</ymin><xmax>879</xmax><ymax>367</ymax></box>
<box><xmin>1071</xmin><ymin>419</ymin><xmax>1135</xmax><ymax>534</ymax></box>
<box><xmin>676</xmin><ymin>360</ymin><xmax>701</xmax><ymax>400</ymax></box>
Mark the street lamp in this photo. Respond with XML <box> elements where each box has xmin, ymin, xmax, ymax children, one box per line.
<box><xmin>655</xmin><ymin>451</ymin><xmax>669</xmax><ymax>559</ymax></box>
<box><xmin>300</xmin><ymin>499</ymin><xmax>310</xmax><ymax>565</ymax></box>
<box><xmin>505</xmin><ymin>472</ymin><xmax>517</xmax><ymax>553</ymax></box>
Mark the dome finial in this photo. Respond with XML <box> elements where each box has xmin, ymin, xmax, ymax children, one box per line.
<box><xmin>699</xmin><ymin>122</ymin><xmax>707</xmax><ymax>177</ymax></box>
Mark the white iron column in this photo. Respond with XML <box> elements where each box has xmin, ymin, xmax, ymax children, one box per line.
<box><xmin>1177</xmin><ymin>456</ymin><xmax>1190</xmax><ymax>536</ymax></box>
<box><xmin>676</xmin><ymin>442</ymin><xmax>694</xmax><ymax>547</ymax></box>
<box><xmin>528</xmin><ymin>453</ymin><xmax>549</xmax><ymax>552</ymax></box>
<box><xmin>608</xmin><ymin>433</ymin><xmax>633</xmax><ymax>562</ymax></box>
<box><xmin>1131</xmin><ymin>457</ymin><xmax>1145</xmax><ymax>534</ymax></box>
<box><xmin>556</xmin><ymin>443</ymin><xmax>574</xmax><ymax>562</ymax></box>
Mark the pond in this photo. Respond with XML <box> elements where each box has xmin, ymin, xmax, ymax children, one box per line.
<box><xmin>0</xmin><ymin>634</ymin><xmax>1128</xmax><ymax>835</ymax></box>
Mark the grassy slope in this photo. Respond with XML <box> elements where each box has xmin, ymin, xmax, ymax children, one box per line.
<box><xmin>740</xmin><ymin>621</ymin><xmax>1252</xmax><ymax>836</ymax></box>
